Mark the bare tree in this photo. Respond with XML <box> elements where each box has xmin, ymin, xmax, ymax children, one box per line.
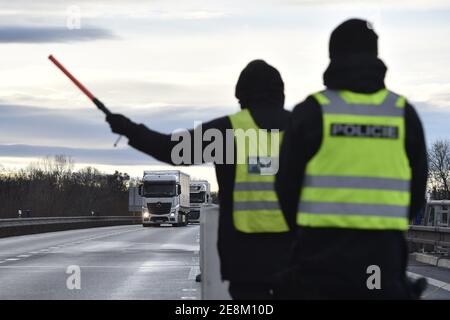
<box><xmin>29</xmin><ymin>155</ymin><xmax>74</xmax><ymax>176</ymax></box>
<box><xmin>428</xmin><ymin>139</ymin><xmax>450</xmax><ymax>198</ymax></box>
<box><xmin>0</xmin><ymin>156</ymin><xmax>128</xmax><ymax>218</ymax></box>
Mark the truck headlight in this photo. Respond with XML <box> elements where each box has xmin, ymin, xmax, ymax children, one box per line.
<box><xmin>143</xmin><ymin>212</ymin><xmax>150</xmax><ymax>219</ymax></box>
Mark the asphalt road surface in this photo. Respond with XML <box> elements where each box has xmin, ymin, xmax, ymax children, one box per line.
<box><xmin>408</xmin><ymin>258</ymin><xmax>450</xmax><ymax>300</ymax></box>
<box><xmin>0</xmin><ymin>225</ymin><xmax>200</xmax><ymax>299</ymax></box>
<box><xmin>0</xmin><ymin>225</ymin><xmax>449</xmax><ymax>300</ymax></box>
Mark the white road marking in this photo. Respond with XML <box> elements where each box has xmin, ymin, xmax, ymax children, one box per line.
<box><xmin>0</xmin><ymin>226</ymin><xmax>200</xmax><ymax>299</ymax></box>
<box><xmin>188</xmin><ymin>266</ymin><xmax>200</xmax><ymax>280</ymax></box>
<box><xmin>141</xmin><ymin>260</ymin><xmax>184</xmax><ymax>267</ymax></box>
<box><xmin>0</xmin><ymin>227</ymin><xmax>140</xmax><ymax>266</ymax></box>
<box><xmin>0</xmin><ymin>265</ymin><xmax>196</xmax><ymax>269</ymax></box>
<box><xmin>407</xmin><ymin>271</ymin><xmax>450</xmax><ymax>292</ymax></box>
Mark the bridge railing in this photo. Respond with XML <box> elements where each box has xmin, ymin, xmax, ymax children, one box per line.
<box><xmin>0</xmin><ymin>216</ymin><xmax>140</xmax><ymax>225</ymax></box>
<box><xmin>408</xmin><ymin>225</ymin><xmax>450</xmax><ymax>249</ymax></box>
<box><xmin>0</xmin><ymin>215</ymin><xmax>141</xmax><ymax>238</ymax></box>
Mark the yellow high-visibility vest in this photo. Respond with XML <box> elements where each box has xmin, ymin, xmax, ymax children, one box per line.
<box><xmin>297</xmin><ymin>89</ymin><xmax>411</xmax><ymax>231</ymax></box>
<box><xmin>229</xmin><ymin>109</ymin><xmax>289</xmax><ymax>233</ymax></box>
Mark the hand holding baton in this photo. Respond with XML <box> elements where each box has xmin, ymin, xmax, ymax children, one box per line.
<box><xmin>48</xmin><ymin>55</ymin><xmax>122</xmax><ymax>147</ymax></box>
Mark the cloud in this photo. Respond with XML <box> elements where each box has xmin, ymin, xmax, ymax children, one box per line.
<box><xmin>408</xmin><ymin>84</ymin><xmax>450</xmax><ymax>112</ymax></box>
<box><xmin>0</xmin><ymin>100</ymin><xmax>233</xmax><ymax>168</ymax></box>
<box><xmin>280</xmin><ymin>0</ymin><xmax>450</xmax><ymax>9</ymax></box>
<box><xmin>414</xmin><ymin>102</ymin><xmax>450</xmax><ymax>145</ymax></box>
<box><xmin>0</xmin><ymin>144</ymin><xmax>158</xmax><ymax>166</ymax></box>
<box><xmin>0</xmin><ymin>102</ymin><xmax>232</xmax><ymax>149</ymax></box>
<box><xmin>0</xmin><ymin>26</ymin><xmax>116</xmax><ymax>43</ymax></box>
<box><xmin>0</xmin><ymin>103</ymin><xmax>112</xmax><ymax>148</ymax></box>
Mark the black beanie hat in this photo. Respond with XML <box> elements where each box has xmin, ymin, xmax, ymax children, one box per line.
<box><xmin>235</xmin><ymin>60</ymin><xmax>284</xmax><ymax>107</ymax></box>
<box><xmin>329</xmin><ymin>19</ymin><xmax>378</xmax><ymax>59</ymax></box>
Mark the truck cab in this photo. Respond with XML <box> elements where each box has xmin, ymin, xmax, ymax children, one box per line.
<box><xmin>188</xmin><ymin>180</ymin><xmax>211</xmax><ymax>223</ymax></box>
<box><xmin>140</xmin><ymin>170</ymin><xmax>190</xmax><ymax>227</ymax></box>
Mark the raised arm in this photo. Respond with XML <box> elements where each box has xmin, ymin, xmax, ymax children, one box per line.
<box><xmin>106</xmin><ymin>113</ymin><xmax>230</xmax><ymax>165</ymax></box>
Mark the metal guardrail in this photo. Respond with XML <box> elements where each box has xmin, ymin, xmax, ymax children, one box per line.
<box><xmin>0</xmin><ymin>216</ymin><xmax>141</xmax><ymax>228</ymax></box>
<box><xmin>408</xmin><ymin>225</ymin><xmax>450</xmax><ymax>247</ymax></box>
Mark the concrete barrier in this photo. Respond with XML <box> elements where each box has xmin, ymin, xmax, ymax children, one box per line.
<box><xmin>413</xmin><ymin>252</ymin><xmax>439</xmax><ymax>266</ymax></box>
<box><xmin>0</xmin><ymin>216</ymin><xmax>141</xmax><ymax>238</ymax></box>
<box><xmin>411</xmin><ymin>252</ymin><xmax>450</xmax><ymax>270</ymax></box>
<box><xmin>437</xmin><ymin>258</ymin><xmax>450</xmax><ymax>269</ymax></box>
<box><xmin>200</xmin><ymin>204</ymin><xmax>232</xmax><ymax>300</ymax></box>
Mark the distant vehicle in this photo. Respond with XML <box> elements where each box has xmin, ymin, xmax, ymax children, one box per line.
<box><xmin>139</xmin><ymin>170</ymin><xmax>190</xmax><ymax>227</ymax></box>
<box><xmin>189</xmin><ymin>180</ymin><xmax>211</xmax><ymax>223</ymax></box>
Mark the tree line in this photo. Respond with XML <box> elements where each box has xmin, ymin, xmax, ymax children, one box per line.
<box><xmin>0</xmin><ymin>155</ymin><xmax>129</xmax><ymax>218</ymax></box>
<box><xmin>428</xmin><ymin>139</ymin><xmax>450</xmax><ymax>200</ymax></box>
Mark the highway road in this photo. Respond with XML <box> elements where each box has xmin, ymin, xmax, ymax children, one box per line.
<box><xmin>0</xmin><ymin>225</ymin><xmax>200</xmax><ymax>299</ymax></box>
<box><xmin>0</xmin><ymin>224</ymin><xmax>449</xmax><ymax>300</ymax></box>
<box><xmin>408</xmin><ymin>259</ymin><xmax>450</xmax><ymax>300</ymax></box>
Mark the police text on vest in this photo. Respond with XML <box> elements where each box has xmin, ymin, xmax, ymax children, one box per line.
<box><xmin>330</xmin><ymin>123</ymin><xmax>399</xmax><ymax>139</ymax></box>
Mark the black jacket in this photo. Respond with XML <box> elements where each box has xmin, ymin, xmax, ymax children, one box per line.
<box><xmin>275</xmin><ymin>57</ymin><xmax>428</xmax><ymax>299</ymax></box>
<box><xmin>124</xmin><ymin>105</ymin><xmax>293</xmax><ymax>283</ymax></box>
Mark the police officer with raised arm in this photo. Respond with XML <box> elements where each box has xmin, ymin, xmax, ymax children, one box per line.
<box><xmin>106</xmin><ymin>60</ymin><xmax>292</xmax><ymax>299</ymax></box>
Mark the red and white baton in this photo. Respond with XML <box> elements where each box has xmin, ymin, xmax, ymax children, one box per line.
<box><xmin>48</xmin><ymin>54</ymin><xmax>122</xmax><ymax>147</ymax></box>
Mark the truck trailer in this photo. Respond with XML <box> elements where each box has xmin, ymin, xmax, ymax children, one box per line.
<box><xmin>139</xmin><ymin>170</ymin><xmax>190</xmax><ymax>227</ymax></box>
<box><xmin>189</xmin><ymin>180</ymin><xmax>211</xmax><ymax>223</ymax></box>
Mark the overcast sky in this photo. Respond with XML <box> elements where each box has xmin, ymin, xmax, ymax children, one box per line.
<box><xmin>1</xmin><ymin>0</ymin><xmax>449</xmax><ymax>190</ymax></box>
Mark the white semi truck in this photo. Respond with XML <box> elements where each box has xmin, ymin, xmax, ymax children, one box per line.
<box><xmin>188</xmin><ymin>180</ymin><xmax>211</xmax><ymax>223</ymax></box>
<box><xmin>139</xmin><ymin>170</ymin><xmax>190</xmax><ymax>227</ymax></box>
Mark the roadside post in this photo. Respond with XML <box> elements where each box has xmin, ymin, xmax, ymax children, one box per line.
<box><xmin>200</xmin><ymin>204</ymin><xmax>232</xmax><ymax>300</ymax></box>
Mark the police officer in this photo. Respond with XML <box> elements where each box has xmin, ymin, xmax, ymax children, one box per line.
<box><xmin>106</xmin><ymin>60</ymin><xmax>292</xmax><ymax>299</ymax></box>
<box><xmin>275</xmin><ymin>19</ymin><xmax>428</xmax><ymax>299</ymax></box>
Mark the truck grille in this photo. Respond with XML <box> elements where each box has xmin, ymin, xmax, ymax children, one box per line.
<box><xmin>151</xmin><ymin>217</ymin><xmax>168</xmax><ymax>222</ymax></box>
<box><xmin>147</xmin><ymin>202</ymin><xmax>171</xmax><ymax>215</ymax></box>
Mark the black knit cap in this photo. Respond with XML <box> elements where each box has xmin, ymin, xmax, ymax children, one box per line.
<box><xmin>329</xmin><ymin>18</ymin><xmax>378</xmax><ymax>59</ymax></box>
<box><xmin>235</xmin><ymin>60</ymin><xmax>284</xmax><ymax>108</ymax></box>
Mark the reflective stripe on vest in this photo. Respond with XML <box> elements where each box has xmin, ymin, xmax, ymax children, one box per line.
<box><xmin>297</xmin><ymin>89</ymin><xmax>411</xmax><ymax>231</ymax></box>
<box><xmin>229</xmin><ymin>109</ymin><xmax>289</xmax><ymax>233</ymax></box>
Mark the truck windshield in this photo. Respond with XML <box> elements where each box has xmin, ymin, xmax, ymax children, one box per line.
<box><xmin>190</xmin><ymin>191</ymin><xmax>206</xmax><ymax>203</ymax></box>
<box><xmin>143</xmin><ymin>182</ymin><xmax>176</xmax><ymax>197</ymax></box>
